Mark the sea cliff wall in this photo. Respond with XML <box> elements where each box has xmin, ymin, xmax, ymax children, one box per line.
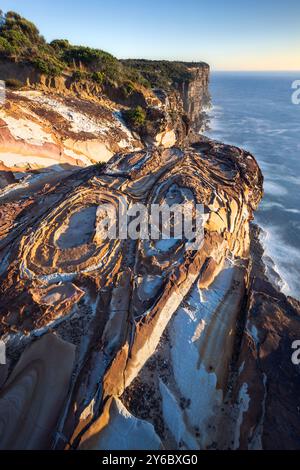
<box><xmin>175</xmin><ymin>63</ymin><xmax>210</xmax><ymax>132</ymax></box>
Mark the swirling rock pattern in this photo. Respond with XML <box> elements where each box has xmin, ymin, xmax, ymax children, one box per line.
<box><xmin>0</xmin><ymin>139</ymin><xmax>298</xmax><ymax>450</ymax></box>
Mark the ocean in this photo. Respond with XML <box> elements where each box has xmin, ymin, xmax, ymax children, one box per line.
<box><xmin>206</xmin><ymin>72</ymin><xmax>300</xmax><ymax>299</ymax></box>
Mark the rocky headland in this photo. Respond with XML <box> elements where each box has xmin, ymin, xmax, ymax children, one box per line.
<box><xmin>0</xmin><ymin>11</ymin><xmax>299</xmax><ymax>450</ymax></box>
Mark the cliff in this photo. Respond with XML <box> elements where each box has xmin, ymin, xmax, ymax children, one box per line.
<box><xmin>0</xmin><ymin>11</ymin><xmax>299</xmax><ymax>452</ymax></box>
<box><xmin>174</xmin><ymin>63</ymin><xmax>210</xmax><ymax>132</ymax></box>
<box><xmin>0</xmin><ymin>60</ymin><xmax>210</xmax><ymax>178</ymax></box>
<box><xmin>122</xmin><ymin>59</ymin><xmax>211</xmax><ymax>134</ymax></box>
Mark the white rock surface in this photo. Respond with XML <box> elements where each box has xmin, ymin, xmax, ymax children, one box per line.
<box><xmin>80</xmin><ymin>398</ymin><xmax>162</xmax><ymax>450</ymax></box>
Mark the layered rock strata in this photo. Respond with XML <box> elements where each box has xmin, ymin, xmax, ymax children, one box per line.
<box><xmin>2</xmin><ymin>139</ymin><xmax>292</xmax><ymax>450</ymax></box>
<box><xmin>0</xmin><ymin>61</ymin><xmax>210</xmax><ymax>184</ymax></box>
<box><xmin>176</xmin><ymin>63</ymin><xmax>210</xmax><ymax>132</ymax></box>
<box><xmin>0</xmin><ymin>89</ymin><xmax>142</xmax><ymax>172</ymax></box>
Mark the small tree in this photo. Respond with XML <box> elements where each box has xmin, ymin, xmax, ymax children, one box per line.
<box><xmin>92</xmin><ymin>71</ymin><xmax>105</xmax><ymax>84</ymax></box>
<box><xmin>123</xmin><ymin>106</ymin><xmax>146</xmax><ymax>129</ymax></box>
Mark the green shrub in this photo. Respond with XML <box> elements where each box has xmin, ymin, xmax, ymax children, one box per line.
<box><xmin>72</xmin><ymin>69</ymin><xmax>90</xmax><ymax>81</ymax></box>
<box><xmin>50</xmin><ymin>39</ymin><xmax>70</xmax><ymax>51</ymax></box>
<box><xmin>4</xmin><ymin>12</ymin><xmax>39</xmax><ymax>39</ymax></box>
<box><xmin>63</xmin><ymin>46</ymin><xmax>113</xmax><ymax>66</ymax></box>
<box><xmin>123</xmin><ymin>66</ymin><xmax>151</xmax><ymax>88</ymax></box>
<box><xmin>121</xmin><ymin>81</ymin><xmax>136</xmax><ymax>97</ymax></box>
<box><xmin>63</xmin><ymin>46</ymin><xmax>122</xmax><ymax>83</ymax></box>
<box><xmin>31</xmin><ymin>56</ymin><xmax>64</xmax><ymax>76</ymax></box>
<box><xmin>121</xmin><ymin>59</ymin><xmax>201</xmax><ymax>90</ymax></box>
<box><xmin>123</xmin><ymin>106</ymin><xmax>146</xmax><ymax>129</ymax></box>
<box><xmin>91</xmin><ymin>71</ymin><xmax>105</xmax><ymax>84</ymax></box>
<box><xmin>0</xmin><ymin>11</ymin><xmax>156</xmax><ymax>93</ymax></box>
<box><xmin>0</xmin><ymin>11</ymin><xmax>46</xmax><ymax>60</ymax></box>
<box><xmin>6</xmin><ymin>78</ymin><xmax>23</xmax><ymax>89</ymax></box>
<box><xmin>1</xmin><ymin>11</ymin><xmax>44</xmax><ymax>50</ymax></box>
<box><xmin>0</xmin><ymin>37</ymin><xmax>16</xmax><ymax>56</ymax></box>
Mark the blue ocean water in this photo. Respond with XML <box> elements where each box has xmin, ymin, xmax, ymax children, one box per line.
<box><xmin>206</xmin><ymin>72</ymin><xmax>300</xmax><ymax>299</ymax></box>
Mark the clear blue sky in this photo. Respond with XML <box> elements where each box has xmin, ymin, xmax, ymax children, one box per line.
<box><xmin>1</xmin><ymin>0</ymin><xmax>300</xmax><ymax>70</ymax></box>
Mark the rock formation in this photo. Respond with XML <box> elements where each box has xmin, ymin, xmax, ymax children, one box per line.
<box><xmin>0</xmin><ymin>333</ymin><xmax>75</xmax><ymax>450</ymax></box>
<box><xmin>0</xmin><ymin>113</ymin><xmax>299</xmax><ymax>450</ymax></box>
<box><xmin>0</xmin><ymin>62</ymin><xmax>209</xmax><ymax>179</ymax></box>
<box><xmin>175</xmin><ymin>63</ymin><xmax>210</xmax><ymax>132</ymax></box>
<box><xmin>0</xmin><ymin>88</ymin><xmax>142</xmax><ymax>171</ymax></box>
<box><xmin>0</xmin><ymin>15</ymin><xmax>299</xmax><ymax>449</ymax></box>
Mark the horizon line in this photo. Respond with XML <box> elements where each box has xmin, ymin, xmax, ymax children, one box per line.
<box><xmin>211</xmin><ymin>69</ymin><xmax>300</xmax><ymax>73</ymax></box>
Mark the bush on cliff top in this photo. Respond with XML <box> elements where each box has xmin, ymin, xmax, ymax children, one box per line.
<box><xmin>91</xmin><ymin>71</ymin><xmax>105</xmax><ymax>84</ymax></box>
<box><xmin>0</xmin><ymin>11</ymin><xmax>45</xmax><ymax>57</ymax></box>
<box><xmin>32</xmin><ymin>56</ymin><xmax>65</xmax><ymax>77</ymax></box>
<box><xmin>121</xmin><ymin>59</ymin><xmax>207</xmax><ymax>90</ymax></box>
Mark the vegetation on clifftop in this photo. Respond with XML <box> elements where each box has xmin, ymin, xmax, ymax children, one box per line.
<box><xmin>0</xmin><ymin>10</ymin><xmax>208</xmax><ymax>91</ymax></box>
<box><xmin>0</xmin><ymin>10</ymin><xmax>149</xmax><ymax>86</ymax></box>
<box><xmin>121</xmin><ymin>59</ymin><xmax>209</xmax><ymax>90</ymax></box>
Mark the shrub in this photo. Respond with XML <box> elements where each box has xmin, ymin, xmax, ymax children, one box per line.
<box><xmin>121</xmin><ymin>81</ymin><xmax>136</xmax><ymax>97</ymax></box>
<box><xmin>121</xmin><ymin>59</ymin><xmax>197</xmax><ymax>90</ymax></box>
<box><xmin>50</xmin><ymin>39</ymin><xmax>70</xmax><ymax>51</ymax></box>
<box><xmin>4</xmin><ymin>11</ymin><xmax>42</xmax><ymax>43</ymax></box>
<box><xmin>123</xmin><ymin>106</ymin><xmax>146</xmax><ymax>129</ymax></box>
<box><xmin>31</xmin><ymin>56</ymin><xmax>64</xmax><ymax>76</ymax></box>
<box><xmin>123</xmin><ymin>66</ymin><xmax>151</xmax><ymax>88</ymax></box>
<box><xmin>63</xmin><ymin>46</ymin><xmax>113</xmax><ymax>66</ymax></box>
<box><xmin>0</xmin><ymin>11</ymin><xmax>46</xmax><ymax>59</ymax></box>
<box><xmin>0</xmin><ymin>11</ymin><xmax>153</xmax><ymax>93</ymax></box>
<box><xmin>6</xmin><ymin>78</ymin><xmax>23</xmax><ymax>89</ymax></box>
<box><xmin>0</xmin><ymin>37</ymin><xmax>16</xmax><ymax>56</ymax></box>
<box><xmin>63</xmin><ymin>46</ymin><xmax>123</xmax><ymax>83</ymax></box>
<box><xmin>91</xmin><ymin>71</ymin><xmax>105</xmax><ymax>84</ymax></box>
<box><xmin>72</xmin><ymin>70</ymin><xmax>90</xmax><ymax>81</ymax></box>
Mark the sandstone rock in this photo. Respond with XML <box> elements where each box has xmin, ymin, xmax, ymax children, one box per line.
<box><xmin>227</xmin><ymin>225</ymin><xmax>300</xmax><ymax>450</ymax></box>
<box><xmin>0</xmin><ymin>333</ymin><xmax>75</xmax><ymax>450</ymax></box>
<box><xmin>0</xmin><ymin>90</ymin><xmax>141</xmax><ymax>177</ymax></box>
<box><xmin>79</xmin><ymin>397</ymin><xmax>162</xmax><ymax>450</ymax></box>
<box><xmin>0</xmin><ymin>135</ymin><xmax>297</xmax><ymax>450</ymax></box>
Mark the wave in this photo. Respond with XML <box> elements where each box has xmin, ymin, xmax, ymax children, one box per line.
<box><xmin>258</xmin><ymin>224</ymin><xmax>300</xmax><ymax>299</ymax></box>
<box><xmin>263</xmin><ymin>181</ymin><xmax>288</xmax><ymax>197</ymax></box>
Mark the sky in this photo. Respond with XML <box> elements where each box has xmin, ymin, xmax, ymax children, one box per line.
<box><xmin>1</xmin><ymin>0</ymin><xmax>300</xmax><ymax>71</ymax></box>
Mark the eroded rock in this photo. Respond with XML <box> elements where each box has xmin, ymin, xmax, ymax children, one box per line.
<box><xmin>0</xmin><ymin>140</ymin><xmax>297</xmax><ymax>450</ymax></box>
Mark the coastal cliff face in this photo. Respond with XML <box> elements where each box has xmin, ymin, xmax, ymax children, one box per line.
<box><xmin>0</xmin><ymin>30</ymin><xmax>300</xmax><ymax>450</ymax></box>
<box><xmin>176</xmin><ymin>64</ymin><xmax>210</xmax><ymax>132</ymax></box>
<box><xmin>0</xmin><ymin>61</ymin><xmax>209</xmax><ymax>183</ymax></box>
<box><xmin>122</xmin><ymin>59</ymin><xmax>211</xmax><ymax>141</ymax></box>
